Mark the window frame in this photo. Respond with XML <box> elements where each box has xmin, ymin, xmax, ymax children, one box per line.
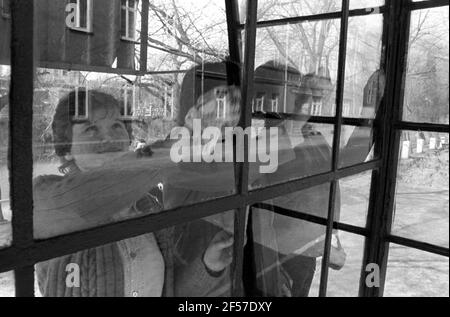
<box><xmin>1</xmin><ymin>0</ymin><xmax>449</xmax><ymax>298</ymax></box>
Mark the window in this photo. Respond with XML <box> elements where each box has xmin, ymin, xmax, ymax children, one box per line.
<box><xmin>122</xmin><ymin>85</ymin><xmax>136</xmax><ymax>118</ymax></box>
<box><xmin>1</xmin><ymin>0</ymin><xmax>449</xmax><ymax>299</ymax></box>
<box><xmin>255</xmin><ymin>93</ymin><xmax>265</xmax><ymax>112</ymax></box>
<box><xmin>73</xmin><ymin>85</ymin><xmax>89</xmax><ymax>120</ymax></box>
<box><xmin>67</xmin><ymin>0</ymin><xmax>93</xmax><ymax>33</ymax></box>
<box><xmin>121</xmin><ymin>0</ymin><xmax>138</xmax><ymax>41</ymax></box>
<box><xmin>271</xmin><ymin>94</ymin><xmax>279</xmax><ymax>112</ymax></box>
<box><xmin>311</xmin><ymin>98</ymin><xmax>323</xmax><ymax>116</ymax></box>
<box><xmin>1</xmin><ymin>0</ymin><xmax>10</xmax><ymax>19</ymax></box>
<box><xmin>216</xmin><ymin>88</ymin><xmax>227</xmax><ymax>119</ymax></box>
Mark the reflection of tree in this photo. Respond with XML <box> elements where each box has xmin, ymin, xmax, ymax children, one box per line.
<box><xmin>404</xmin><ymin>9</ymin><xmax>449</xmax><ymax>124</ymax></box>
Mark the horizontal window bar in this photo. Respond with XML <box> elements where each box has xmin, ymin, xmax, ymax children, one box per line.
<box><xmin>254</xmin><ymin>202</ymin><xmax>368</xmax><ymax>236</ymax></box>
<box><xmin>252</xmin><ymin>112</ymin><xmax>376</xmax><ymax>127</ymax></box>
<box><xmin>0</xmin><ymin>160</ymin><xmax>380</xmax><ymax>274</ymax></box>
<box><xmin>238</xmin><ymin>6</ymin><xmax>385</xmax><ymax>30</ymax></box>
<box><xmin>408</xmin><ymin>0</ymin><xmax>449</xmax><ymax>11</ymax></box>
<box><xmin>38</xmin><ymin>61</ymin><xmax>144</xmax><ymax>76</ymax></box>
<box><xmin>388</xmin><ymin>235</ymin><xmax>450</xmax><ymax>257</ymax></box>
<box><xmin>0</xmin><ymin>194</ymin><xmax>245</xmax><ymax>273</ymax></box>
<box><xmin>248</xmin><ymin>160</ymin><xmax>380</xmax><ymax>204</ymax></box>
<box><xmin>394</xmin><ymin>121</ymin><xmax>450</xmax><ymax>133</ymax></box>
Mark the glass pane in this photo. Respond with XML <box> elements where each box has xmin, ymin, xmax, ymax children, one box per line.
<box><xmin>32</xmin><ymin>0</ymin><xmax>239</xmax><ymax>239</ymax></box>
<box><xmin>350</xmin><ymin>0</ymin><xmax>384</xmax><ymax>10</ymax></box>
<box><xmin>384</xmin><ymin>245</ymin><xmax>449</xmax><ymax>297</ymax></box>
<box><xmin>0</xmin><ymin>271</ymin><xmax>14</xmax><ymax>297</ymax></box>
<box><xmin>35</xmin><ymin>0</ymin><xmax>141</xmax><ymax>71</ymax></box>
<box><xmin>393</xmin><ymin>131</ymin><xmax>449</xmax><ymax>248</ymax></box>
<box><xmin>147</xmin><ymin>0</ymin><xmax>229</xmax><ymax>72</ymax></box>
<box><xmin>251</xmin><ymin>185</ymin><xmax>332</xmax><ymax>297</ymax></box>
<box><xmin>339</xmin><ymin>123</ymin><xmax>376</xmax><ymax>168</ymax></box>
<box><xmin>250</xmin><ymin>21</ymin><xmax>342</xmax><ymax>189</ymax></box>
<box><xmin>239</xmin><ymin>0</ymin><xmax>343</xmax><ymax>23</ymax></box>
<box><xmin>338</xmin><ymin>171</ymin><xmax>372</xmax><ymax>228</ymax></box>
<box><xmin>0</xmin><ymin>12</ymin><xmax>10</xmax><ymax>249</ymax></box>
<box><xmin>403</xmin><ymin>6</ymin><xmax>449</xmax><ymax>124</ymax></box>
<box><xmin>326</xmin><ymin>233</ymin><xmax>365</xmax><ymax>297</ymax></box>
<box><xmin>35</xmin><ymin>211</ymin><xmax>234</xmax><ymax>297</ymax></box>
<box><xmin>344</xmin><ymin>14</ymin><xmax>384</xmax><ymax>119</ymax></box>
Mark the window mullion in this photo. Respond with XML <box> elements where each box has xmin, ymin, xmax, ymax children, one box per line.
<box><xmin>9</xmin><ymin>0</ymin><xmax>35</xmax><ymax>297</ymax></box>
<box><xmin>318</xmin><ymin>0</ymin><xmax>350</xmax><ymax>298</ymax></box>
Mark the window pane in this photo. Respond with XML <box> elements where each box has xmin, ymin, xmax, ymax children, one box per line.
<box><xmin>384</xmin><ymin>245</ymin><xmax>449</xmax><ymax>297</ymax></box>
<box><xmin>0</xmin><ymin>271</ymin><xmax>14</xmax><ymax>297</ymax></box>
<box><xmin>323</xmin><ymin>233</ymin><xmax>365</xmax><ymax>297</ymax></box>
<box><xmin>147</xmin><ymin>0</ymin><xmax>229</xmax><ymax>72</ymax></box>
<box><xmin>393</xmin><ymin>131</ymin><xmax>449</xmax><ymax>248</ymax></box>
<box><xmin>337</xmin><ymin>171</ymin><xmax>372</xmax><ymax>228</ymax></box>
<box><xmin>32</xmin><ymin>67</ymin><xmax>239</xmax><ymax>239</ymax></box>
<box><xmin>344</xmin><ymin>14</ymin><xmax>384</xmax><ymax>119</ymax></box>
<box><xmin>35</xmin><ymin>211</ymin><xmax>234</xmax><ymax>297</ymax></box>
<box><xmin>250</xmin><ymin>185</ymin><xmax>332</xmax><ymax>297</ymax></box>
<box><xmin>403</xmin><ymin>7</ymin><xmax>449</xmax><ymax>124</ymax></box>
<box><xmin>0</xmin><ymin>14</ymin><xmax>10</xmax><ymax>249</ymax></box>
<box><xmin>350</xmin><ymin>0</ymin><xmax>384</xmax><ymax>10</ymax></box>
<box><xmin>35</xmin><ymin>0</ymin><xmax>141</xmax><ymax>71</ymax></box>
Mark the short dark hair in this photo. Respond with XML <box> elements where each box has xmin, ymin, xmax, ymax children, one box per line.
<box><xmin>52</xmin><ymin>89</ymin><xmax>133</xmax><ymax>157</ymax></box>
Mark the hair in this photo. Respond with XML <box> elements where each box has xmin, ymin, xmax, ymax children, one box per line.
<box><xmin>52</xmin><ymin>89</ymin><xmax>133</xmax><ymax>158</ymax></box>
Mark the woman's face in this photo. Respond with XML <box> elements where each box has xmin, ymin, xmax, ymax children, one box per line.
<box><xmin>71</xmin><ymin>103</ymin><xmax>130</xmax><ymax>170</ymax></box>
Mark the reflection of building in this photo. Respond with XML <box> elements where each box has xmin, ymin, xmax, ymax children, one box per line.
<box><xmin>0</xmin><ymin>0</ymin><xmax>138</xmax><ymax>69</ymax></box>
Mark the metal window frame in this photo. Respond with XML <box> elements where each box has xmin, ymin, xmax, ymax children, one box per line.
<box><xmin>2</xmin><ymin>0</ymin><xmax>449</xmax><ymax>297</ymax></box>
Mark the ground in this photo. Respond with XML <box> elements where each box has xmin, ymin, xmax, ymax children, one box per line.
<box><xmin>0</xmin><ymin>150</ymin><xmax>448</xmax><ymax>297</ymax></box>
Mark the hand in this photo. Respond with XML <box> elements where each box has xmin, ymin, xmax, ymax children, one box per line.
<box><xmin>203</xmin><ymin>230</ymin><xmax>234</xmax><ymax>274</ymax></box>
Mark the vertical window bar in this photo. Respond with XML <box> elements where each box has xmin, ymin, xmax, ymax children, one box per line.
<box><xmin>225</xmin><ymin>0</ymin><xmax>257</xmax><ymax>297</ymax></box>
<box><xmin>318</xmin><ymin>0</ymin><xmax>350</xmax><ymax>297</ymax></box>
<box><xmin>140</xmin><ymin>0</ymin><xmax>149</xmax><ymax>73</ymax></box>
<box><xmin>364</xmin><ymin>0</ymin><xmax>412</xmax><ymax>297</ymax></box>
<box><xmin>10</xmin><ymin>0</ymin><xmax>35</xmax><ymax>297</ymax></box>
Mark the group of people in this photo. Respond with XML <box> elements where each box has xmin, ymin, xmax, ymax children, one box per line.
<box><xmin>31</xmin><ymin>60</ymin><xmax>383</xmax><ymax>297</ymax></box>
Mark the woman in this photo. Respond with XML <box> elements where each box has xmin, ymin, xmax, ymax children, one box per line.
<box><xmin>35</xmin><ymin>89</ymin><xmax>232</xmax><ymax>297</ymax></box>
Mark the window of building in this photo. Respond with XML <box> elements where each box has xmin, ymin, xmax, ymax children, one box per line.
<box><xmin>1</xmin><ymin>0</ymin><xmax>10</xmax><ymax>19</ymax></box>
<box><xmin>216</xmin><ymin>88</ymin><xmax>227</xmax><ymax>119</ymax></box>
<box><xmin>67</xmin><ymin>0</ymin><xmax>93</xmax><ymax>33</ymax></box>
<box><xmin>255</xmin><ymin>92</ymin><xmax>265</xmax><ymax>112</ymax></box>
<box><xmin>121</xmin><ymin>85</ymin><xmax>136</xmax><ymax>118</ymax></box>
<box><xmin>311</xmin><ymin>98</ymin><xmax>323</xmax><ymax>116</ymax></box>
<box><xmin>121</xmin><ymin>0</ymin><xmax>138</xmax><ymax>41</ymax></box>
<box><xmin>271</xmin><ymin>94</ymin><xmax>279</xmax><ymax>112</ymax></box>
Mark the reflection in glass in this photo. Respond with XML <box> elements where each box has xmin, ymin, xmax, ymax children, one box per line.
<box><xmin>344</xmin><ymin>14</ymin><xmax>383</xmax><ymax>119</ymax></box>
<box><xmin>403</xmin><ymin>7</ymin><xmax>449</xmax><ymax>124</ymax></box>
<box><xmin>251</xmin><ymin>184</ymin><xmax>342</xmax><ymax>297</ymax></box>
<box><xmin>146</xmin><ymin>0</ymin><xmax>229</xmax><ymax>72</ymax></box>
<box><xmin>0</xmin><ymin>271</ymin><xmax>14</xmax><ymax>297</ymax></box>
<box><xmin>384</xmin><ymin>245</ymin><xmax>449</xmax><ymax>297</ymax></box>
<box><xmin>338</xmin><ymin>171</ymin><xmax>372</xmax><ymax>228</ymax></box>
<box><xmin>393</xmin><ymin>131</ymin><xmax>449</xmax><ymax>248</ymax></box>
<box><xmin>349</xmin><ymin>0</ymin><xmax>384</xmax><ymax>10</ymax></box>
<box><xmin>35</xmin><ymin>211</ymin><xmax>234</xmax><ymax>297</ymax></box>
<box><xmin>239</xmin><ymin>0</ymin><xmax>342</xmax><ymax>23</ymax></box>
<box><xmin>325</xmin><ymin>232</ymin><xmax>364</xmax><ymax>297</ymax></box>
<box><xmin>34</xmin><ymin>0</ymin><xmax>141</xmax><ymax>71</ymax></box>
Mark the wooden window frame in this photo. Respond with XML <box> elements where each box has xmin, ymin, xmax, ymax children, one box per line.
<box><xmin>1</xmin><ymin>0</ymin><xmax>449</xmax><ymax>297</ymax></box>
